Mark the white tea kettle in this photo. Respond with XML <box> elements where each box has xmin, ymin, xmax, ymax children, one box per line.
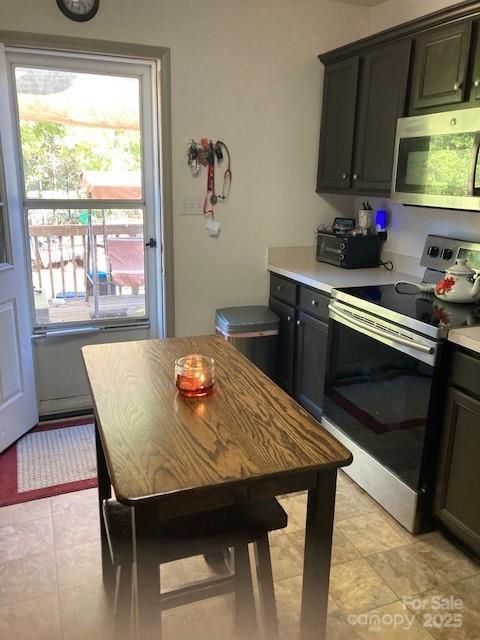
<box><xmin>434</xmin><ymin>259</ymin><xmax>480</xmax><ymax>304</ymax></box>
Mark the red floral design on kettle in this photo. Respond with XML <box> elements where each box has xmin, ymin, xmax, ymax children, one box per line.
<box><xmin>435</xmin><ymin>276</ymin><xmax>456</xmax><ymax>297</ymax></box>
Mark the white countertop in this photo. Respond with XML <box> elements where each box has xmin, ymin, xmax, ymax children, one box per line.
<box><xmin>448</xmin><ymin>327</ymin><xmax>480</xmax><ymax>355</ymax></box>
<box><xmin>267</xmin><ymin>245</ymin><xmax>420</xmax><ymax>295</ymax></box>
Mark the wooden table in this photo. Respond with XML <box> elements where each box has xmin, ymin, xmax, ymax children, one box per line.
<box><xmin>82</xmin><ymin>335</ymin><xmax>352</xmax><ymax>640</ymax></box>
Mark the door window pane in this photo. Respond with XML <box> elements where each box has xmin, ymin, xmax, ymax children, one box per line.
<box><xmin>28</xmin><ymin>208</ymin><xmax>146</xmax><ymax>325</ymax></box>
<box><xmin>14</xmin><ymin>68</ymin><xmax>142</xmax><ymax>200</ymax></box>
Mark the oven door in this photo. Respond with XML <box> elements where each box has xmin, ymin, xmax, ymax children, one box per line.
<box><xmin>325</xmin><ymin>301</ymin><xmax>439</xmax><ymax>492</ymax></box>
<box><xmin>391</xmin><ymin>109</ymin><xmax>480</xmax><ymax>210</ymax></box>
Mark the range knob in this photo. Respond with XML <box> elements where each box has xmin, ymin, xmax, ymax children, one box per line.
<box><xmin>442</xmin><ymin>248</ymin><xmax>453</xmax><ymax>260</ymax></box>
<box><xmin>427</xmin><ymin>245</ymin><xmax>439</xmax><ymax>257</ymax></box>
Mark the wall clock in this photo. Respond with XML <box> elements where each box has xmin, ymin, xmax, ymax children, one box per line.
<box><xmin>56</xmin><ymin>0</ymin><xmax>99</xmax><ymax>22</ymax></box>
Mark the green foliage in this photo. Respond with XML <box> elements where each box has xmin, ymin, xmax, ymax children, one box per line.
<box><xmin>407</xmin><ymin>133</ymin><xmax>475</xmax><ymax>196</ymax></box>
<box><xmin>20</xmin><ymin>121</ymin><xmax>141</xmax><ymax>199</ymax></box>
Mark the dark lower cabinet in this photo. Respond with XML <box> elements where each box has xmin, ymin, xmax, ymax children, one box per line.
<box><xmin>269</xmin><ymin>296</ymin><xmax>295</xmax><ymax>395</ymax></box>
<box><xmin>269</xmin><ymin>274</ymin><xmax>330</xmax><ymax>421</ymax></box>
<box><xmin>435</xmin><ymin>351</ymin><xmax>480</xmax><ymax>558</ymax></box>
<box><xmin>409</xmin><ymin>21</ymin><xmax>472</xmax><ymax>112</ymax></box>
<box><xmin>294</xmin><ymin>311</ymin><xmax>329</xmax><ymax>422</ymax></box>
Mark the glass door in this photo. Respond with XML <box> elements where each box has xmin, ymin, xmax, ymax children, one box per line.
<box><xmin>9</xmin><ymin>53</ymin><xmax>160</xmax><ymax>330</ymax></box>
<box><xmin>6</xmin><ymin>48</ymin><xmax>163</xmax><ymax>414</ymax></box>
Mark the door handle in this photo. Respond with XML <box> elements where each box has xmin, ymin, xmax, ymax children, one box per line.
<box><xmin>32</xmin><ymin>326</ymin><xmax>105</xmax><ymax>339</ymax></box>
<box><xmin>328</xmin><ymin>305</ymin><xmax>434</xmax><ymax>355</ymax></box>
<box><xmin>468</xmin><ymin>132</ymin><xmax>480</xmax><ymax>196</ymax></box>
<box><xmin>145</xmin><ymin>238</ymin><xmax>157</xmax><ymax>248</ymax></box>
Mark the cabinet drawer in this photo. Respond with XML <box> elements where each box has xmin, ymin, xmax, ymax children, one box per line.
<box><xmin>298</xmin><ymin>286</ymin><xmax>330</xmax><ymax>322</ymax></box>
<box><xmin>450</xmin><ymin>349</ymin><xmax>480</xmax><ymax>398</ymax></box>
<box><xmin>270</xmin><ymin>273</ymin><xmax>297</xmax><ymax>306</ymax></box>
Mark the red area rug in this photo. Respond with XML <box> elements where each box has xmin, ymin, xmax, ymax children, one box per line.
<box><xmin>0</xmin><ymin>418</ymin><xmax>97</xmax><ymax>507</ymax></box>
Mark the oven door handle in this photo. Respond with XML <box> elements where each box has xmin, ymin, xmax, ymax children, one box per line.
<box><xmin>328</xmin><ymin>305</ymin><xmax>434</xmax><ymax>355</ymax></box>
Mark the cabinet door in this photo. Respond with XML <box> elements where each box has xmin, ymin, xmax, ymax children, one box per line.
<box><xmin>269</xmin><ymin>297</ymin><xmax>295</xmax><ymax>395</ymax></box>
<box><xmin>410</xmin><ymin>22</ymin><xmax>472</xmax><ymax>112</ymax></box>
<box><xmin>469</xmin><ymin>21</ymin><xmax>480</xmax><ymax>104</ymax></box>
<box><xmin>294</xmin><ymin>311</ymin><xmax>328</xmax><ymax>421</ymax></box>
<box><xmin>435</xmin><ymin>387</ymin><xmax>480</xmax><ymax>557</ymax></box>
<box><xmin>353</xmin><ymin>40</ymin><xmax>411</xmax><ymax>194</ymax></box>
<box><xmin>317</xmin><ymin>57</ymin><xmax>359</xmax><ymax>191</ymax></box>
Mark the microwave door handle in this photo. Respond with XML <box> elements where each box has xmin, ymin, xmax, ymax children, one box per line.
<box><xmin>328</xmin><ymin>305</ymin><xmax>434</xmax><ymax>355</ymax></box>
<box><xmin>467</xmin><ymin>132</ymin><xmax>480</xmax><ymax>196</ymax></box>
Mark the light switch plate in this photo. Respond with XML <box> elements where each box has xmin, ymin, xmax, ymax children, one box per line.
<box><xmin>181</xmin><ymin>196</ymin><xmax>204</xmax><ymax>215</ymax></box>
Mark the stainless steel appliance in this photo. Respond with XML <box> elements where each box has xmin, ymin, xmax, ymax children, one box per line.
<box><xmin>391</xmin><ymin>108</ymin><xmax>480</xmax><ymax>210</ymax></box>
<box><xmin>323</xmin><ymin>235</ymin><xmax>480</xmax><ymax>534</ymax></box>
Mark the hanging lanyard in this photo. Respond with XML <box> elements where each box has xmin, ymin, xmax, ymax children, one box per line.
<box><xmin>203</xmin><ymin>161</ymin><xmax>215</xmax><ymax>215</ymax></box>
<box><xmin>203</xmin><ymin>140</ymin><xmax>216</xmax><ymax>216</ymax></box>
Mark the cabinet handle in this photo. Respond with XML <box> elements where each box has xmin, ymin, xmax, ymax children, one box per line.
<box><xmin>296</xmin><ymin>320</ymin><xmax>302</xmax><ymax>326</ymax></box>
<box><xmin>453</xmin><ymin>81</ymin><xmax>463</xmax><ymax>91</ymax></box>
<box><xmin>353</xmin><ymin>173</ymin><xmax>358</xmax><ymax>180</ymax></box>
<box><xmin>474</xmin><ymin>79</ymin><xmax>480</xmax><ymax>88</ymax></box>
<box><xmin>341</xmin><ymin>172</ymin><xmax>348</xmax><ymax>180</ymax></box>
<box><xmin>287</xmin><ymin>316</ymin><xmax>292</xmax><ymax>322</ymax></box>
<box><xmin>276</xmin><ymin>285</ymin><xmax>283</xmax><ymax>291</ymax></box>
<box><xmin>311</xmin><ymin>299</ymin><xmax>319</xmax><ymax>306</ymax></box>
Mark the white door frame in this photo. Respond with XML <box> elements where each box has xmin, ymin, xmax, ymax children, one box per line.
<box><xmin>0</xmin><ymin>33</ymin><xmax>174</xmax><ymax>417</ymax></box>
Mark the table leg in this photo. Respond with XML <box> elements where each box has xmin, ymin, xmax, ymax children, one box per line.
<box><xmin>300</xmin><ymin>468</ymin><xmax>337</xmax><ymax>640</ymax></box>
<box><xmin>94</xmin><ymin>421</ymin><xmax>113</xmax><ymax>595</ymax></box>
<box><xmin>133</xmin><ymin>505</ymin><xmax>162</xmax><ymax>640</ymax></box>
<box><xmin>234</xmin><ymin>543</ymin><xmax>258</xmax><ymax>640</ymax></box>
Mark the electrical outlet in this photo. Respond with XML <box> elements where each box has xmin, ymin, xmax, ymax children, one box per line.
<box><xmin>181</xmin><ymin>196</ymin><xmax>204</xmax><ymax>215</ymax></box>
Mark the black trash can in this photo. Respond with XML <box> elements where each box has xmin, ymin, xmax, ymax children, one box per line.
<box><xmin>215</xmin><ymin>305</ymin><xmax>279</xmax><ymax>379</ymax></box>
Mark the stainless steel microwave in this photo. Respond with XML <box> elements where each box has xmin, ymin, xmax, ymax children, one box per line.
<box><xmin>391</xmin><ymin>108</ymin><xmax>480</xmax><ymax>211</ymax></box>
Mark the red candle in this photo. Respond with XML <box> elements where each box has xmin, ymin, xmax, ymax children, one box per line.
<box><xmin>175</xmin><ymin>354</ymin><xmax>215</xmax><ymax>398</ymax></box>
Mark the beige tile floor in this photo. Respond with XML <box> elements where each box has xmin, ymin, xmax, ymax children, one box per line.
<box><xmin>0</xmin><ymin>471</ymin><xmax>479</xmax><ymax>640</ymax></box>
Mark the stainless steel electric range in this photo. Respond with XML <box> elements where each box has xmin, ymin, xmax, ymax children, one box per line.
<box><xmin>322</xmin><ymin>235</ymin><xmax>480</xmax><ymax>534</ymax></box>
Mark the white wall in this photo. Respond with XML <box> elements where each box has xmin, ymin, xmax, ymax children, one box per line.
<box><xmin>0</xmin><ymin>0</ymin><xmax>372</xmax><ymax>336</ymax></box>
<box><xmin>368</xmin><ymin>0</ymin><xmax>467</xmax><ymax>34</ymax></box>
<box><xmin>364</xmin><ymin>0</ymin><xmax>480</xmax><ymax>261</ymax></box>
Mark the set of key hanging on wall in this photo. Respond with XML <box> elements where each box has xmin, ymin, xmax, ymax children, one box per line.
<box><xmin>187</xmin><ymin>139</ymin><xmax>232</xmax><ymax>236</ymax></box>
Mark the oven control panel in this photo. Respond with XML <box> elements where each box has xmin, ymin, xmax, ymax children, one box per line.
<box><xmin>421</xmin><ymin>235</ymin><xmax>480</xmax><ymax>273</ymax></box>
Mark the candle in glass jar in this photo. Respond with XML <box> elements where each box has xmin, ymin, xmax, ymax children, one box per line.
<box><xmin>175</xmin><ymin>354</ymin><xmax>215</xmax><ymax>398</ymax></box>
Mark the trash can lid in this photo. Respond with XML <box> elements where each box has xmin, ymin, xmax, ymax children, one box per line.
<box><xmin>215</xmin><ymin>305</ymin><xmax>279</xmax><ymax>335</ymax></box>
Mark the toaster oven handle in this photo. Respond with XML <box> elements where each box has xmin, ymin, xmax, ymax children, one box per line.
<box><xmin>322</xmin><ymin>246</ymin><xmax>342</xmax><ymax>255</ymax></box>
<box><xmin>468</xmin><ymin>132</ymin><xmax>480</xmax><ymax>196</ymax></box>
<box><xmin>328</xmin><ymin>304</ymin><xmax>434</xmax><ymax>355</ymax></box>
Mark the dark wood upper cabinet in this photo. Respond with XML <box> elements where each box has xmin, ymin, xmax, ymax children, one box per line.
<box><xmin>316</xmin><ymin>57</ymin><xmax>359</xmax><ymax>191</ymax></box>
<box><xmin>317</xmin><ymin>4</ymin><xmax>480</xmax><ymax>196</ymax></box>
<box><xmin>410</xmin><ymin>21</ymin><xmax>472</xmax><ymax>112</ymax></box>
<box><xmin>353</xmin><ymin>40</ymin><xmax>411</xmax><ymax>193</ymax></box>
<box><xmin>469</xmin><ymin>21</ymin><xmax>480</xmax><ymax>104</ymax></box>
